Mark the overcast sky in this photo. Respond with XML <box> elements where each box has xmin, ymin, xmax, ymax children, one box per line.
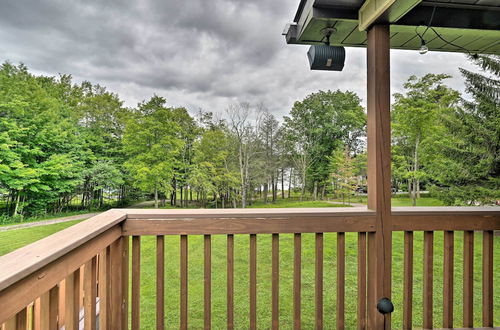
<box><xmin>0</xmin><ymin>0</ymin><xmax>478</xmax><ymax>118</ymax></box>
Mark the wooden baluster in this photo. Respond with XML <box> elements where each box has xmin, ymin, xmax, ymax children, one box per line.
<box><xmin>110</xmin><ymin>239</ymin><xmax>121</xmax><ymax>330</ymax></box>
<box><xmin>204</xmin><ymin>235</ymin><xmax>212</xmax><ymax>330</ymax></box>
<box><xmin>132</xmin><ymin>236</ymin><xmax>141</xmax><ymax>330</ymax></box>
<box><xmin>423</xmin><ymin>231</ymin><xmax>433</xmax><ymax>329</ymax></box>
<box><xmin>443</xmin><ymin>231</ymin><xmax>454</xmax><ymax>328</ymax></box>
<box><xmin>84</xmin><ymin>257</ymin><xmax>97</xmax><ymax>330</ymax></box>
<box><xmin>3</xmin><ymin>307</ymin><xmax>27</xmax><ymax>330</ymax></box>
<box><xmin>357</xmin><ymin>232</ymin><xmax>366</xmax><ymax>330</ymax></box>
<box><xmin>110</xmin><ymin>237</ymin><xmax>128</xmax><ymax>330</ymax></box>
<box><xmin>272</xmin><ymin>234</ymin><xmax>280</xmax><ymax>330</ymax></box>
<box><xmin>32</xmin><ymin>298</ymin><xmax>40</xmax><ymax>330</ymax></box>
<box><xmin>122</xmin><ymin>237</ymin><xmax>129</xmax><ymax>330</ymax></box>
<box><xmin>293</xmin><ymin>233</ymin><xmax>301</xmax><ymax>330</ymax></box>
<box><xmin>156</xmin><ymin>236</ymin><xmax>165</xmax><ymax>330</ymax></box>
<box><xmin>3</xmin><ymin>315</ymin><xmax>16</xmax><ymax>330</ymax></box>
<box><xmin>58</xmin><ymin>280</ymin><xmax>65</xmax><ymax>327</ymax></box>
<box><xmin>337</xmin><ymin>232</ymin><xmax>345</xmax><ymax>330</ymax></box>
<box><xmin>403</xmin><ymin>231</ymin><xmax>413</xmax><ymax>330</ymax></box>
<box><xmin>482</xmin><ymin>230</ymin><xmax>493</xmax><ymax>327</ymax></box>
<box><xmin>65</xmin><ymin>269</ymin><xmax>80</xmax><ymax>330</ymax></box>
<box><xmin>250</xmin><ymin>234</ymin><xmax>257</xmax><ymax>330</ymax></box>
<box><xmin>16</xmin><ymin>307</ymin><xmax>28</xmax><ymax>330</ymax></box>
<box><xmin>180</xmin><ymin>235</ymin><xmax>188</xmax><ymax>330</ymax></box>
<box><xmin>463</xmin><ymin>230</ymin><xmax>473</xmax><ymax>328</ymax></box>
<box><xmin>99</xmin><ymin>247</ymin><xmax>111</xmax><ymax>330</ymax></box>
<box><xmin>79</xmin><ymin>266</ymin><xmax>85</xmax><ymax>309</ymax></box>
<box><xmin>227</xmin><ymin>234</ymin><xmax>234</xmax><ymax>330</ymax></box>
<box><xmin>366</xmin><ymin>232</ymin><xmax>376</xmax><ymax>329</ymax></box>
<box><xmin>40</xmin><ymin>285</ymin><xmax>59</xmax><ymax>330</ymax></box>
<box><xmin>315</xmin><ymin>233</ymin><xmax>323</xmax><ymax>330</ymax></box>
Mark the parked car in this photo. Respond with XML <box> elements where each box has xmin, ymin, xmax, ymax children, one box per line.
<box><xmin>356</xmin><ymin>186</ymin><xmax>367</xmax><ymax>193</ymax></box>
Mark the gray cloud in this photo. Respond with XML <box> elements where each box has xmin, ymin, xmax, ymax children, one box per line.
<box><xmin>0</xmin><ymin>0</ymin><xmax>479</xmax><ymax>118</ymax></box>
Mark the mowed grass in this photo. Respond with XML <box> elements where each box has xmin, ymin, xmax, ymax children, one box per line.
<box><xmin>1</xmin><ymin>203</ymin><xmax>498</xmax><ymax>329</ymax></box>
<box><xmin>247</xmin><ymin>199</ymin><xmax>350</xmax><ymax>208</ymax></box>
<box><xmin>336</xmin><ymin>195</ymin><xmax>445</xmax><ymax>207</ymax></box>
<box><xmin>256</xmin><ymin>195</ymin><xmax>445</xmax><ymax>207</ymax></box>
<box><xmin>0</xmin><ymin>220</ymin><xmax>82</xmax><ymax>256</ymax></box>
<box><xmin>390</xmin><ymin>196</ymin><xmax>444</xmax><ymax>207</ymax></box>
<box><xmin>136</xmin><ymin>231</ymin><xmax>500</xmax><ymax>329</ymax></box>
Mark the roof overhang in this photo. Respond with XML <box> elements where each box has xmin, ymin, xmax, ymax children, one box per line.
<box><xmin>284</xmin><ymin>0</ymin><xmax>500</xmax><ymax>55</ymax></box>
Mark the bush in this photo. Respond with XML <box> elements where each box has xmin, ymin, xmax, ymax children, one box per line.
<box><xmin>0</xmin><ymin>214</ymin><xmax>23</xmax><ymax>225</ymax></box>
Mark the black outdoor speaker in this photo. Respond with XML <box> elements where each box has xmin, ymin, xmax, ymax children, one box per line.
<box><xmin>307</xmin><ymin>45</ymin><xmax>345</xmax><ymax>71</ymax></box>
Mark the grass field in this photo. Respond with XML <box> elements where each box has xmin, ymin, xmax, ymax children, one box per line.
<box><xmin>135</xmin><ymin>232</ymin><xmax>499</xmax><ymax>329</ymax></box>
<box><xmin>330</xmin><ymin>195</ymin><xmax>445</xmax><ymax>207</ymax></box>
<box><xmin>247</xmin><ymin>199</ymin><xmax>350</xmax><ymax>208</ymax></box>
<box><xmin>1</xmin><ymin>200</ymin><xmax>498</xmax><ymax>329</ymax></box>
<box><xmin>0</xmin><ymin>220</ymin><xmax>82</xmax><ymax>256</ymax></box>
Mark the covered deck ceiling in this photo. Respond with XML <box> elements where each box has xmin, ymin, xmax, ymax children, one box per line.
<box><xmin>284</xmin><ymin>0</ymin><xmax>500</xmax><ymax>54</ymax></box>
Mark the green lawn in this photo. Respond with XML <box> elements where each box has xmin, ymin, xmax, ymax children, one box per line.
<box><xmin>1</xmin><ymin>204</ymin><xmax>498</xmax><ymax>329</ymax></box>
<box><xmin>391</xmin><ymin>197</ymin><xmax>444</xmax><ymax>206</ymax></box>
<box><xmin>135</xmin><ymin>232</ymin><xmax>499</xmax><ymax>329</ymax></box>
<box><xmin>0</xmin><ymin>210</ymin><xmax>94</xmax><ymax>227</ymax></box>
<box><xmin>247</xmin><ymin>199</ymin><xmax>350</xmax><ymax>208</ymax></box>
<box><xmin>334</xmin><ymin>195</ymin><xmax>445</xmax><ymax>207</ymax></box>
<box><xmin>0</xmin><ymin>220</ymin><xmax>82</xmax><ymax>256</ymax></box>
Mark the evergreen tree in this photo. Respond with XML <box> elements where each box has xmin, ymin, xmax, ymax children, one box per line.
<box><xmin>426</xmin><ymin>56</ymin><xmax>499</xmax><ymax>204</ymax></box>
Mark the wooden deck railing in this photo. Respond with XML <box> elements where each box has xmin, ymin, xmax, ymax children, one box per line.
<box><xmin>0</xmin><ymin>207</ymin><xmax>499</xmax><ymax>329</ymax></box>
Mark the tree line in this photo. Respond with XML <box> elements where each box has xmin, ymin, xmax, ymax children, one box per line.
<box><xmin>0</xmin><ymin>55</ymin><xmax>498</xmax><ymax>219</ymax></box>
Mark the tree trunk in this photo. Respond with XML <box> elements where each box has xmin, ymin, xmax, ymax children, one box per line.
<box><xmin>180</xmin><ymin>186</ymin><xmax>183</xmax><ymax>208</ymax></box>
<box><xmin>81</xmin><ymin>182</ymin><xmax>87</xmax><ymax>209</ymax></box>
<box><xmin>13</xmin><ymin>192</ymin><xmax>20</xmax><ymax>217</ymax></box>
<box><xmin>275</xmin><ymin>180</ymin><xmax>278</xmax><ymax>201</ymax></box>
<box><xmin>271</xmin><ymin>175</ymin><xmax>276</xmax><ymax>203</ymax></box>
<box><xmin>288</xmin><ymin>168</ymin><xmax>293</xmax><ymax>198</ymax></box>
<box><xmin>281</xmin><ymin>168</ymin><xmax>285</xmax><ymax>199</ymax></box>
<box><xmin>300</xmin><ymin>167</ymin><xmax>306</xmax><ymax>201</ymax></box>
<box><xmin>412</xmin><ymin>135</ymin><xmax>420</xmax><ymax>206</ymax></box>
<box><xmin>154</xmin><ymin>186</ymin><xmax>159</xmax><ymax>209</ymax></box>
<box><xmin>411</xmin><ymin>184</ymin><xmax>416</xmax><ymax>206</ymax></box>
<box><xmin>263</xmin><ymin>183</ymin><xmax>268</xmax><ymax>204</ymax></box>
<box><xmin>313</xmin><ymin>181</ymin><xmax>318</xmax><ymax>200</ymax></box>
<box><xmin>172</xmin><ymin>178</ymin><xmax>177</xmax><ymax>206</ymax></box>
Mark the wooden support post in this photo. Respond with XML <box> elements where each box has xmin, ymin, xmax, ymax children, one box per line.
<box><xmin>366</xmin><ymin>23</ymin><xmax>392</xmax><ymax>330</ymax></box>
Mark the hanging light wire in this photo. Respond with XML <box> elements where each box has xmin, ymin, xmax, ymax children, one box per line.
<box><xmin>415</xmin><ymin>5</ymin><xmax>437</xmax><ymax>54</ymax></box>
<box><xmin>429</xmin><ymin>27</ymin><xmax>477</xmax><ymax>57</ymax></box>
<box><xmin>415</xmin><ymin>4</ymin><xmax>477</xmax><ymax>57</ymax></box>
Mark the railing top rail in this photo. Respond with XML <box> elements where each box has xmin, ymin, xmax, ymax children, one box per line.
<box><xmin>123</xmin><ymin>207</ymin><xmax>377</xmax><ymax>235</ymax></box>
<box><xmin>0</xmin><ymin>209</ymin><xmax>126</xmax><ymax>292</ymax></box>
<box><xmin>125</xmin><ymin>207</ymin><xmax>375</xmax><ymax>219</ymax></box>
<box><xmin>392</xmin><ymin>206</ymin><xmax>500</xmax><ymax>216</ymax></box>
